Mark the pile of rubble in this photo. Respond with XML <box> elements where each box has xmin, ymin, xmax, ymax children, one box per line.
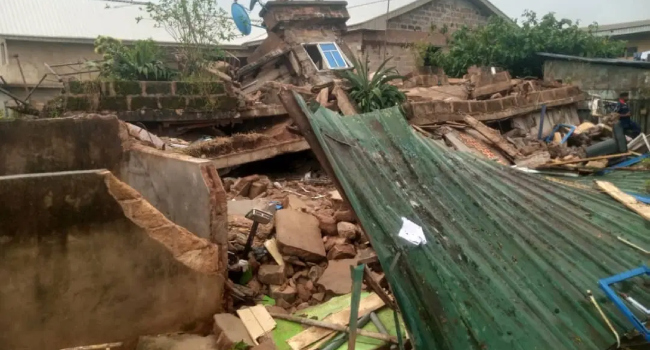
<box><xmin>402</xmin><ymin>67</ymin><xmax>649</xmax><ymax>173</ymax></box>
<box><xmin>222</xmin><ymin>173</ymin><xmax>386</xmax><ymax>312</ymax></box>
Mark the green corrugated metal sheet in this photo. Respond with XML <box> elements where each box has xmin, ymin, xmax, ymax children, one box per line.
<box><xmin>574</xmin><ymin>172</ymin><xmax>649</xmax><ymax>197</ymax></box>
<box><xmin>297</xmin><ymin>97</ymin><xmax>650</xmax><ymax>350</ymax></box>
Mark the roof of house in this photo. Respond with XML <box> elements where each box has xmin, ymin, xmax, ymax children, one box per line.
<box><xmin>538</xmin><ymin>52</ymin><xmax>650</xmax><ymax>69</ymax></box>
<box><xmin>347</xmin><ymin>0</ymin><xmax>509</xmax><ymax>31</ymax></box>
<box><xmin>0</xmin><ymin>0</ymin><xmax>508</xmax><ymax>49</ymax></box>
<box><xmin>293</xmin><ymin>93</ymin><xmax>650</xmax><ymax>349</ymax></box>
<box><xmin>0</xmin><ymin>0</ymin><xmax>264</xmax><ymax>49</ymax></box>
<box><xmin>591</xmin><ymin>19</ymin><xmax>650</xmax><ymax>37</ymax></box>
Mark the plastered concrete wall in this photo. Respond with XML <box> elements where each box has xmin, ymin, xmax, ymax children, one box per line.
<box><xmin>0</xmin><ymin>39</ymin><xmax>99</xmax><ymax>85</ymax></box>
<box><xmin>543</xmin><ymin>60</ymin><xmax>650</xmax><ymax>99</ymax></box>
<box><xmin>0</xmin><ymin>115</ymin><xmax>126</xmax><ymax>176</ymax></box>
<box><xmin>0</xmin><ymin>115</ymin><xmax>228</xmax><ymax>245</ymax></box>
<box><xmin>0</xmin><ymin>170</ymin><xmax>224</xmax><ymax>350</ymax></box>
<box><xmin>121</xmin><ymin>145</ymin><xmax>228</xmax><ymax>243</ymax></box>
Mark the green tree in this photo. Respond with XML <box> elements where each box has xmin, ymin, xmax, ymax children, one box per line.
<box><xmin>423</xmin><ymin>11</ymin><xmax>626</xmax><ymax>77</ymax></box>
<box><xmin>137</xmin><ymin>0</ymin><xmax>237</xmax><ymax>76</ymax></box>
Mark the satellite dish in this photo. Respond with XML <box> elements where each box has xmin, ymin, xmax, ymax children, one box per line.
<box><xmin>231</xmin><ymin>2</ymin><xmax>252</xmax><ymax>36</ymax></box>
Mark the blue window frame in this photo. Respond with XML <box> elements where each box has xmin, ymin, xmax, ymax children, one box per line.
<box><xmin>312</xmin><ymin>42</ymin><xmax>349</xmax><ymax>70</ymax></box>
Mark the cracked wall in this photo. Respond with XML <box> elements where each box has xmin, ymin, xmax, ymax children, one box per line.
<box><xmin>0</xmin><ymin>170</ymin><xmax>225</xmax><ymax>349</ymax></box>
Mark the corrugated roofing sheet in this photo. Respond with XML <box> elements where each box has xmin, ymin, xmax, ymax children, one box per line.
<box><xmin>538</xmin><ymin>52</ymin><xmax>650</xmax><ymax>69</ymax></box>
<box><xmin>296</xmin><ymin>96</ymin><xmax>650</xmax><ymax>350</ymax></box>
<box><xmin>573</xmin><ymin>172</ymin><xmax>649</xmax><ymax>197</ymax></box>
<box><xmin>0</xmin><ymin>0</ymin><xmax>264</xmax><ymax>46</ymax></box>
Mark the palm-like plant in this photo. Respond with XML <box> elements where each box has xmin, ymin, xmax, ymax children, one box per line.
<box><xmin>338</xmin><ymin>56</ymin><xmax>406</xmax><ymax>113</ymax></box>
<box><xmin>89</xmin><ymin>36</ymin><xmax>177</xmax><ymax>81</ymax></box>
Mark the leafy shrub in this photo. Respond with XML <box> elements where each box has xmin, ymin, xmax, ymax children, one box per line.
<box><xmin>422</xmin><ymin>11</ymin><xmax>626</xmax><ymax>77</ymax></box>
<box><xmin>338</xmin><ymin>56</ymin><xmax>406</xmax><ymax>113</ymax></box>
<box><xmin>88</xmin><ymin>36</ymin><xmax>178</xmax><ymax>81</ymax></box>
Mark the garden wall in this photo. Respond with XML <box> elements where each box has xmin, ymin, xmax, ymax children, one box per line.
<box><xmin>51</xmin><ymin>80</ymin><xmax>242</xmax><ymax>122</ymax></box>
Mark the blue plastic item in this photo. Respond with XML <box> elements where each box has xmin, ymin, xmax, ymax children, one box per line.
<box><xmin>231</xmin><ymin>3</ymin><xmax>252</xmax><ymax>36</ymax></box>
<box><xmin>630</xmin><ymin>194</ymin><xmax>650</xmax><ymax>204</ymax></box>
<box><xmin>599</xmin><ymin>153</ymin><xmax>650</xmax><ymax>175</ymax></box>
<box><xmin>599</xmin><ymin>265</ymin><xmax>650</xmax><ymax>342</ymax></box>
<box><xmin>544</xmin><ymin>124</ymin><xmax>576</xmax><ymax>144</ymax></box>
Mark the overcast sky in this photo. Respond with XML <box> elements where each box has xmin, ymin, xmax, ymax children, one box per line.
<box><xmin>484</xmin><ymin>0</ymin><xmax>649</xmax><ymax>25</ymax></box>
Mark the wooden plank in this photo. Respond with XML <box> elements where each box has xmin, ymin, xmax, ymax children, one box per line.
<box><xmin>463</xmin><ymin>116</ymin><xmax>521</xmax><ymax>160</ymax></box>
<box><xmin>264</xmin><ymin>238</ymin><xmax>285</xmax><ymax>266</ymax></box>
<box><xmin>443</xmin><ymin>131</ymin><xmax>473</xmax><ymax>153</ymax></box>
<box><xmin>595</xmin><ymin>181</ymin><xmax>650</xmax><ymax>221</ymax></box>
<box><xmin>317</xmin><ymin>87</ymin><xmax>329</xmax><ymax>105</ymax></box>
<box><xmin>332</xmin><ymin>85</ymin><xmax>358</xmax><ymax>116</ymax></box>
<box><xmin>286</xmin><ymin>293</ymin><xmax>385</xmax><ymax>350</ymax></box>
<box><xmin>237</xmin><ymin>305</ymin><xmax>277</xmax><ymax>345</ymax></box>
<box><xmin>542</xmin><ymin>152</ymin><xmax>632</xmax><ymax>167</ymax></box>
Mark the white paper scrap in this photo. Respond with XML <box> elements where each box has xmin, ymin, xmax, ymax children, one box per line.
<box><xmin>398</xmin><ymin>217</ymin><xmax>427</xmax><ymax>245</ymax></box>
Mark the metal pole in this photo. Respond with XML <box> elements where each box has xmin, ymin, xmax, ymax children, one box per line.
<box><xmin>383</xmin><ymin>0</ymin><xmax>390</xmax><ymax>60</ymax></box>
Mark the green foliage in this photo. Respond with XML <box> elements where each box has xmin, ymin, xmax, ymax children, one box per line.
<box><xmin>230</xmin><ymin>341</ymin><xmax>248</xmax><ymax>350</ymax></box>
<box><xmin>138</xmin><ymin>0</ymin><xmax>236</xmax><ymax>76</ymax></box>
<box><xmin>338</xmin><ymin>56</ymin><xmax>406</xmax><ymax>113</ymax></box>
<box><xmin>423</xmin><ymin>11</ymin><xmax>626</xmax><ymax>77</ymax></box>
<box><xmin>88</xmin><ymin>36</ymin><xmax>177</xmax><ymax>81</ymax></box>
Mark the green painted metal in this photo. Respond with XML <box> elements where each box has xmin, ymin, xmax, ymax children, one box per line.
<box><xmin>573</xmin><ymin>171</ymin><xmax>649</xmax><ymax>197</ymax></box>
<box><xmin>271</xmin><ymin>292</ymin><xmax>405</xmax><ymax>350</ymax></box>
<box><xmin>348</xmin><ymin>264</ymin><xmax>366</xmax><ymax>349</ymax></box>
<box><xmin>295</xmin><ymin>94</ymin><xmax>650</xmax><ymax>350</ymax></box>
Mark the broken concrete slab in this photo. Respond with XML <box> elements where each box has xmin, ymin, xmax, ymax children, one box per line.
<box><xmin>258</xmin><ymin>265</ymin><xmax>287</xmax><ymax>285</ymax></box>
<box><xmin>122</xmin><ymin>144</ymin><xmax>228</xmax><ymax>243</ymax></box>
<box><xmin>337</xmin><ymin>221</ymin><xmax>358</xmax><ymax>240</ymax></box>
<box><xmin>270</xmin><ymin>285</ymin><xmax>297</xmax><ymax>304</ymax></box>
<box><xmin>318</xmin><ymin>259</ymin><xmax>359</xmax><ymax>295</ymax></box>
<box><xmin>210</xmin><ymin>140</ymin><xmax>310</xmax><ymax>169</ymax></box>
<box><xmin>327</xmin><ymin>244</ymin><xmax>357</xmax><ymax>260</ymax></box>
<box><xmin>275</xmin><ymin>209</ymin><xmax>326</xmax><ymax>262</ymax></box>
<box><xmin>136</xmin><ymin>334</ymin><xmax>217</xmax><ymax>350</ymax></box>
<box><xmin>0</xmin><ymin>170</ymin><xmax>225</xmax><ymax>350</ymax></box>
<box><xmin>213</xmin><ymin>313</ymin><xmax>255</xmax><ymax>349</ymax></box>
<box><xmin>282</xmin><ymin>194</ymin><xmax>308</xmax><ymax>211</ymax></box>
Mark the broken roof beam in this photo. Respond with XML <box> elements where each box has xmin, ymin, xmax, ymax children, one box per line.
<box><xmin>236</xmin><ymin>46</ymin><xmax>292</xmax><ymax>79</ymax></box>
<box><xmin>405</xmin><ymin>85</ymin><xmax>585</xmax><ymax>124</ymax></box>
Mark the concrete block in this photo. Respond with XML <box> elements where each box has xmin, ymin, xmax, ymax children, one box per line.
<box><xmin>337</xmin><ymin>221</ymin><xmax>358</xmax><ymax>240</ymax></box>
<box><xmin>327</xmin><ymin>244</ymin><xmax>357</xmax><ymax>260</ymax></box>
<box><xmin>258</xmin><ymin>264</ymin><xmax>286</xmax><ymax>285</ymax></box>
<box><xmin>159</xmin><ymin>96</ymin><xmax>187</xmax><ymax>109</ymax></box>
<box><xmin>114</xmin><ymin>81</ymin><xmax>143</xmax><ymax>95</ymax></box>
<box><xmin>98</xmin><ymin>96</ymin><xmax>128</xmax><ymax>111</ymax></box>
<box><xmin>145</xmin><ymin>81</ymin><xmax>173</xmax><ymax>95</ymax></box>
<box><xmin>213</xmin><ymin>314</ymin><xmax>255</xmax><ymax>349</ymax></box>
<box><xmin>131</xmin><ymin>96</ymin><xmax>160</xmax><ymax>110</ymax></box>
<box><xmin>270</xmin><ymin>285</ymin><xmax>297</xmax><ymax>303</ymax></box>
<box><xmin>275</xmin><ymin>210</ymin><xmax>326</xmax><ymax>261</ymax></box>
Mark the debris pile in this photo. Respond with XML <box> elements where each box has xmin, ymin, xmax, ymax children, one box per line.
<box><xmin>406</xmin><ymin>67</ymin><xmax>649</xmax><ymax>174</ymax></box>
<box><xmin>222</xmin><ymin>173</ymin><xmax>388</xmax><ymax>312</ymax></box>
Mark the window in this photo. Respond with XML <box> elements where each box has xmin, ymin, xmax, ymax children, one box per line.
<box><xmin>303</xmin><ymin>42</ymin><xmax>350</xmax><ymax>70</ymax></box>
<box><xmin>0</xmin><ymin>42</ymin><xmax>6</xmax><ymax>66</ymax></box>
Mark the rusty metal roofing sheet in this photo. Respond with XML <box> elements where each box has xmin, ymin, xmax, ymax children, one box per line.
<box><xmin>297</xmin><ymin>97</ymin><xmax>650</xmax><ymax>350</ymax></box>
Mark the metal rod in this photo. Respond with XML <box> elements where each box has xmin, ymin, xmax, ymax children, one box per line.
<box><xmin>13</xmin><ymin>55</ymin><xmax>29</xmax><ymax>94</ymax></box>
<box><xmin>370</xmin><ymin>312</ymin><xmax>397</xmax><ymax>350</ymax></box>
<box><xmin>588</xmin><ymin>290</ymin><xmax>620</xmax><ymax>349</ymax></box>
<box><xmin>0</xmin><ymin>86</ymin><xmax>28</xmax><ymax>105</ymax></box>
<box><xmin>242</xmin><ymin>221</ymin><xmax>259</xmax><ymax>257</ymax></box>
<box><xmin>24</xmin><ymin>74</ymin><xmax>48</xmax><ymax>102</ymax></box>
<box><xmin>617</xmin><ymin>236</ymin><xmax>650</xmax><ymax>255</ymax></box>
<box><xmin>268</xmin><ymin>313</ymin><xmax>399</xmax><ymax>343</ymax></box>
<box><xmin>321</xmin><ymin>313</ymin><xmax>372</xmax><ymax>350</ymax></box>
<box><xmin>59</xmin><ymin>342</ymin><xmax>123</xmax><ymax>350</ymax></box>
<box><xmin>44</xmin><ymin>63</ymin><xmax>63</xmax><ymax>82</ymax></box>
